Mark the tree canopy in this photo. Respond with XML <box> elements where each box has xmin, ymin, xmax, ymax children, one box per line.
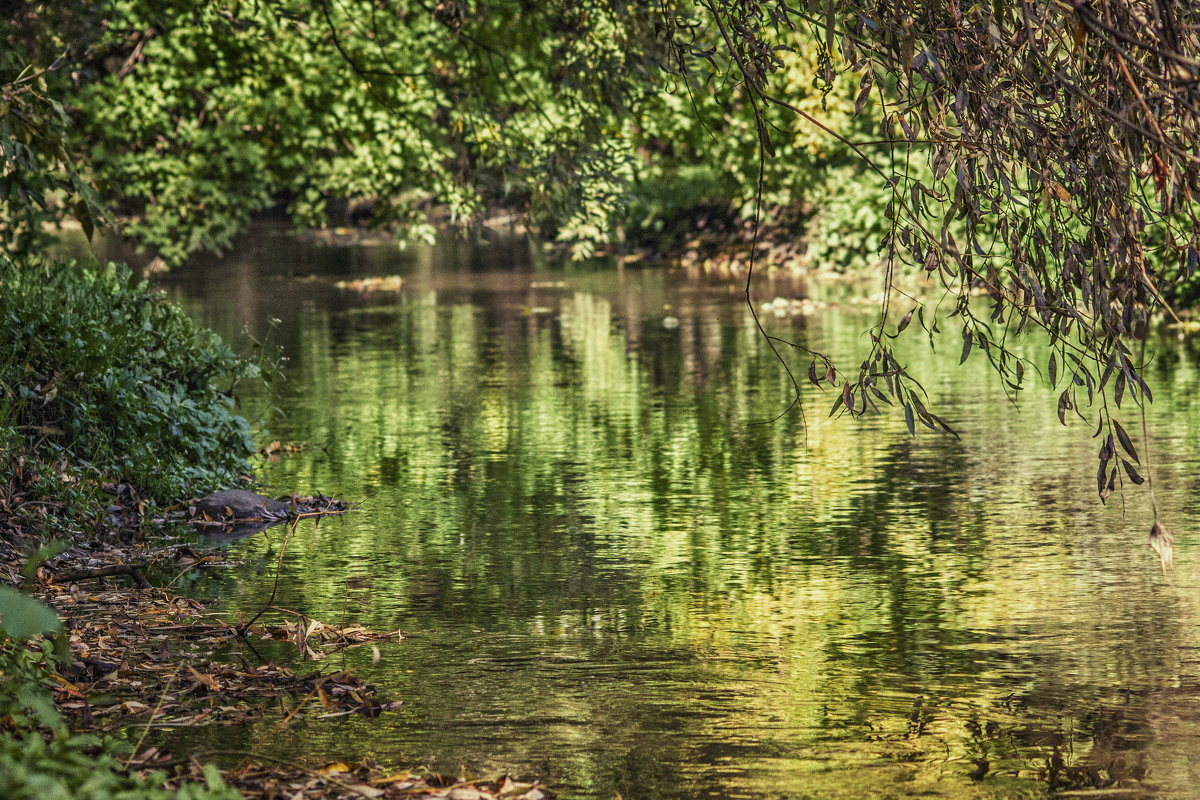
<box><xmin>4</xmin><ymin>1</ymin><xmax>873</xmax><ymax>260</ymax></box>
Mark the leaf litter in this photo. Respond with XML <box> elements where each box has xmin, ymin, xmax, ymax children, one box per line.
<box><xmin>3</xmin><ymin>539</ymin><xmax>555</xmax><ymax>800</ymax></box>
<box><xmin>36</xmin><ymin>578</ymin><xmax>402</xmax><ymax>727</ymax></box>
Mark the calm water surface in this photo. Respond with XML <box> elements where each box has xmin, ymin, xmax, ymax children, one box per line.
<box><xmin>156</xmin><ymin>230</ymin><xmax>1200</xmax><ymax>799</ymax></box>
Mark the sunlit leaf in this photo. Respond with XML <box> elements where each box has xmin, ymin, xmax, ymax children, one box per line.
<box><xmin>317</xmin><ymin>762</ymin><xmax>356</xmax><ymax>775</ymax></box>
<box><xmin>829</xmin><ymin>392</ymin><xmax>844</xmax><ymax>418</ymax></box>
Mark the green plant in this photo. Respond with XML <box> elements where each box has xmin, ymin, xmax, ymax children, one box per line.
<box><xmin>0</xmin><ymin>730</ymin><xmax>242</xmax><ymax>800</ymax></box>
<box><xmin>0</xmin><ymin>45</ymin><xmax>105</xmax><ymax>259</ymax></box>
<box><xmin>0</xmin><ymin>589</ymin><xmax>65</xmax><ymax>731</ymax></box>
<box><xmin>803</xmin><ymin>160</ymin><xmax>893</xmax><ymax>274</ymax></box>
<box><xmin>0</xmin><ymin>255</ymin><xmax>257</xmax><ymax>506</ymax></box>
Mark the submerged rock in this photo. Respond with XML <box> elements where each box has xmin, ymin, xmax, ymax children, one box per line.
<box><xmin>193</xmin><ymin>489</ymin><xmax>291</xmax><ymax>520</ymax></box>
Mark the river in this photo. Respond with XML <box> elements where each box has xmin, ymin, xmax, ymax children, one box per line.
<box><xmin>152</xmin><ymin>227</ymin><xmax>1200</xmax><ymax>799</ymax></box>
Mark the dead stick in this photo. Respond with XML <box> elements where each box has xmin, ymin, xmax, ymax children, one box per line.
<box><xmin>53</xmin><ymin>563</ymin><xmax>153</xmax><ymax>589</ymax></box>
<box><xmin>123</xmin><ymin>663</ymin><xmax>182</xmax><ymax>769</ymax></box>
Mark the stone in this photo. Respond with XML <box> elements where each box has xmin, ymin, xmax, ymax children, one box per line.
<box><xmin>193</xmin><ymin>489</ymin><xmax>290</xmax><ymax>520</ymax></box>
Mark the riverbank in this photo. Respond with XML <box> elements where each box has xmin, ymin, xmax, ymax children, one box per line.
<box><xmin>2</xmin><ymin>519</ymin><xmax>554</xmax><ymax>800</ymax></box>
<box><xmin>0</xmin><ymin>253</ymin><xmax>555</xmax><ymax>799</ymax></box>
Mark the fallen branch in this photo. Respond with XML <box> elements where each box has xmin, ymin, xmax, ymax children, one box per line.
<box><xmin>52</xmin><ymin>563</ymin><xmax>153</xmax><ymax>589</ymax></box>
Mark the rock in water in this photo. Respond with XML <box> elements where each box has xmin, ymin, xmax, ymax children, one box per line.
<box><xmin>194</xmin><ymin>489</ymin><xmax>290</xmax><ymax>520</ymax></box>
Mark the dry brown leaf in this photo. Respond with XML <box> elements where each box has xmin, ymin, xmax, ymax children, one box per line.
<box><xmin>316</xmin><ymin>762</ymin><xmax>356</xmax><ymax>775</ymax></box>
<box><xmin>1150</xmin><ymin>519</ymin><xmax>1174</xmax><ymax>572</ymax></box>
<box><xmin>186</xmin><ymin>665</ymin><xmax>221</xmax><ymax>692</ymax></box>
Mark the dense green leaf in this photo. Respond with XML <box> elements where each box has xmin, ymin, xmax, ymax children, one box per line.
<box><xmin>0</xmin><ymin>587</ymin><xmax>60</xmax><ymax>641</ymax></box>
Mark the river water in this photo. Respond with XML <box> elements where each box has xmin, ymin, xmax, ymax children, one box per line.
<box><xmin>156</xmin><ymin>228</ymin><xmax>1200</xmax><ymax>799</ymax></box>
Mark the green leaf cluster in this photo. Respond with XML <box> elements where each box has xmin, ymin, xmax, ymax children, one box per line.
<box><xmin>0</xmin><ymin>39</ymin><xmax>105</xmax><ymax>257</ymax></box>
<box><xmin>36</xmin><ymin>0</ymin><xmax>669</xmax><ymax>262</ymax></box>
<box><xmin>0</xmin><ymin>586</ymin><xmax>61</xmax><ymax>644</ymax></box>
<box><xmin>0</xmin><ymin>255</ymin><xmax>257</xmax><ymax>506</ymax></box>
<box><xmin>0</xmin><ymin>623</ymin><xmax>63</xmax><ymax>731</ymax></box>
<box><xmin>0</xmin><ymin>730</ymin><xmax>241</xmax><ymax>800</ymax></box>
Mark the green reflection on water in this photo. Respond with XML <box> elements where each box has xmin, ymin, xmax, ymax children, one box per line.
<box><xmin>159</xmin><ymin>232</ymin><xmax>1200</xmax><ymax>799</ymax></box>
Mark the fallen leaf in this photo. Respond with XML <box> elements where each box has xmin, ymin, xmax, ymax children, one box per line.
<box><xmin>317</xmin><ymin>762</ymin><xmax>357</xmax><ymax>775</ymax></box>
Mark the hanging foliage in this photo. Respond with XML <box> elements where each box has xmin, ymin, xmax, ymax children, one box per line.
<box><xmin>666</xmin><ymin>1</ymin><xmax>1198</xmax><ymax>532</ymax></box>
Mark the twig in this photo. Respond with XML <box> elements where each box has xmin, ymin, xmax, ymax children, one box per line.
<box><xmin>117</xmin><ymin>29</ymin><xmax>156</xmax><ymax>79</ymax></box>
<box><xmin>235</xmin><ymin>511</ymin><xmax>325</xmax><ymax>636</ymax></box>
<box><xmin>124</xmin><ymin>663</ymin><xmax>182</xmax><ymax>769</ymax></box>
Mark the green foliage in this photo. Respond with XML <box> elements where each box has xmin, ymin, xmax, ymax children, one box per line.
<box><xmin>0</xmin><ymin>41</ymin><xmax>105</xmax><ymax>256</ymax></box>
<box><xmin>0</xmin><ymin>731</ymin><xmax>241</xmax><ymax>800</ymax></box>
<box><xmin>1150</xmin><ymin>209</ymin><xmax>1200</xmax><ymax>311</ymax></box>
<box><xmin>627</xmin><ymin>31</ymin><xmax>873</xmax><ymax>242</ymax></box>
<box><xmin>0</xmin><ymin>634</ymin><xmax>64</xmax><ymax>730</ymax></box>
<box><xmin>0</xmin><ymin>587</ymin><xmax>61</xmax><ymax>644</ymax></box>
<box><xmin>802</xmin><ymin>148</ymin><xmax>985</xmax><ymax>277</ymax></box>
<box><xmin>624</xmin><ymin>164</ymin><xmax>731</xmax><ymax>247</ymax></box>
<box><xmin>2</xmin><ymin>1</ymin><xmax>876</xmax><ymax>264</ymax></box>
<box><xmin>20</xmin><ymin>0</ymin><xmax>666</xmax><ymax>263</ymax></box>
<box><xmin>0</xmin><ymin>255</ymin><xmax>256</xmax><ymax>505</ymax></box>
<box><xmin>803</xmin><ymin>160</ymin><xmax>892</xmax><ymax>274</ymax></box>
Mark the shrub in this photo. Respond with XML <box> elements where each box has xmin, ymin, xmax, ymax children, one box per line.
<box><xmin>0</xmin><ymin>256</ymin><xmax>257</xmax><ymax>506</ymax></box>
<box><xmin>0</xmin><ymin>728</ymin><xmax>242</xmax><ymax>800</ymax></box>
<box><xmin>802</xmin><ymin>160</ymin><xmax>894</xmax><ymax>274</ymax></box>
